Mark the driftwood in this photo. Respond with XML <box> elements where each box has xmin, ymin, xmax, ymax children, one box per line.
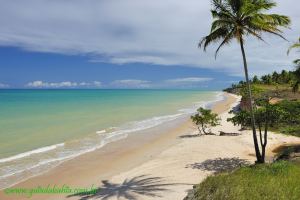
<box><xmin>219</xmin><ymin>131</ymin><xmax>241</xmax><ymax>136</ymax></box>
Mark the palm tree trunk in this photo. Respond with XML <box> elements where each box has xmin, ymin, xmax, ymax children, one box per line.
<box><xmin>239</xmin><ymin>38</ymin><xmax>263</xmax><ymax>163</ymax></box>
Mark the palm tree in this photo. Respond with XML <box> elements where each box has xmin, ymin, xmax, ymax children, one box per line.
<box><xmin>288</xmin><ymin>37</ymin><xmax>300</xmax><ymax>93</ymax></box>
<box><xmin>199</xmin><ymin>0</ymin><xmax>290</xmax><ymax>163</ymax></box>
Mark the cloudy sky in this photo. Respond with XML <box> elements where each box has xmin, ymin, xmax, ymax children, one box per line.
<box><xmin>0</xmin><ymin>0</ymin><xmax>299</xmax><ymax>89</ymax></box>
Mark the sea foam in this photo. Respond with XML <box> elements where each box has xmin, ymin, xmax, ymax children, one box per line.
<box><xmin>0</xmin><ymin>143</ymin><xmax>64</xmax><ymax>163</ymax></box>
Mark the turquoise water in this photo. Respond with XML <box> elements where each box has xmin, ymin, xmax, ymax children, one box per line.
<box><xmin>0</xmin><ymin>89</ymin><xmax>221</xmax><ymax>188</ymax></box>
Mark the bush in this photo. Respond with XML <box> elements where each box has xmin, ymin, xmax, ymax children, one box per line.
<box><xmin>191</xmin><ymin>107</ymin><xmax>220</xmax><ymax>135</ymax></box>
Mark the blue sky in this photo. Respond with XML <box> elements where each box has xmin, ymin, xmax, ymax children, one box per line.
<box><xmin>0</xmin><ymin>0</ymin><xmax>299</xmax><ymax>89</ymax></box>
<box><xmin>0</xmin><ymin>47</ymin><xmax>239</xmax><ymax>89</ymax></box>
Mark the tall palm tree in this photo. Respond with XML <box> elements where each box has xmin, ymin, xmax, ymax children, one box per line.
<box><xmin>199</xmin><ymin>0</ymin><xmax>290</xmax><ymax>163</ymax></box>
<box><xmin>288</xmin><ymin>37</ymin><xmax>300</xmax><ymax>93</ymax></box>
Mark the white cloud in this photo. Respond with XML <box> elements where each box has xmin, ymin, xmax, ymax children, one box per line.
<box><xmin>162</xmin><ymin>77</ymin><xmax>213</xmax><ymax>88</ymax></box>
<box><xmin>24</xmin><ymin>77</ymin><xmax>213</xmax><ymax>89</ymax></box>
<box><xmin>0</xmin><ymin>0</ymin><xmax>299</xmax><ymax>76</ymax></box>
<box><xmin>79</xmin><ymin>82</ymin><xmax>90</xmax><ymax>87</ymax></box>
<box><xmin>26</xmin><ymin>81</ymin><xmax>101</xmax><ymax>88</ymax></box>
<box><xmin>93</xmin><ymin>81</ymin><xmax>102</xmax><ymax>87</ymax></box>
<box><xmin>0</xmin><ymin>83</ymin><xmax>9</xmax><ymax>88</ymax></box>
<box><xmin>111</xmin><ymin>79</ymin><xmax>151</xmax><ymax>88</ymax></box>
<box><xmin>78</xmin><ymin>81</ymin><xmax>102</xmax><ymax>87</ymax></box>
<box><xmin>110</xmin><ymin>77</ymin><xmax>213</xmax><ymax>88</ymax></box>
<box><xmin>165</xmin><ymin>77</ymin><xmax>213</xmax><ymax>84</ymax></box>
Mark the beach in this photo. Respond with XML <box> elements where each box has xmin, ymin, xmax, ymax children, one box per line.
<box><xmin>1</xmin><ymin>92</ymin><xmax>300</xmax><ymax>200</ymax></box>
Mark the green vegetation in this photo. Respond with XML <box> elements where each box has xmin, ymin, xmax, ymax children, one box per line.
<box><xmin>190</xmin><ymin>1</ymin><xmax>299</xmax><ymax>199</ymax></box>
<box><xmin>225</xmin><ymin>69</ymin><xmax>299</xmax><ymax>95</ymax></box>
<box><xmin>192</xmin><ymin>161</ymin><xmax>300</xmax><ymax>200</ymax></box>
<box><xmin>225</xmin><ymin>70</ymin><xmax>300</xmax><ymax>137</ymax></box>
<box><xmin>199</xmin><ymin>0</ymin><xmax>290</xmax><ymax>163</ymax></box>
<box><xmin>276</xmin><ymin>100</ymin><xmax>300</xmax><ymax>136</ymax></box>
<box><xmin>228</xmin><ymin>100</ymin><xmax>288</xmax><ymax>161</ymax></box>
<box><xmin>288</xmin><ymin>37</ymin><xmax>300</xmax><ymax>92</ymax></box>
<box><xmin>191</xmin><ymin>108</ymin><xmax>220</xmax><ymax>135</ymax></box>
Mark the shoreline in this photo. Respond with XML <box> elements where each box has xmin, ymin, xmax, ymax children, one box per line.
<box><xmin>2</xmin><ymin>92</ymin><xmax>299</xmax><ymax>200</ymax></box>
<box><xmin>0</xmin><ymin>92</ymin><xmax>235</xmax><ymax>200</ymax></box>
<box><xmin>0</xmin><ymin>91</ymin><xmax>223</xmax><ymax>190</ymax></box>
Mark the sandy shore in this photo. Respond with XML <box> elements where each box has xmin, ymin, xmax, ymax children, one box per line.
<box><xmin>1</xmin><ymin>92</ymin><xmax>300</xmax><ymax>200</ymax></box>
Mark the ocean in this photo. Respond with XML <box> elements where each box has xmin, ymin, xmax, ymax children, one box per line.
<box><xmin>0</xmin><ymin>89</ymin><xmax>223</xmax><ymax>189</ymax></box>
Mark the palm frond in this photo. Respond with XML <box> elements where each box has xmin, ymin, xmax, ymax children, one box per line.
<box><xmin>243</xmin><ymin>27</ymin><xmax>267</xmax><ymax>43</ymax></box>
<box><xmin>247</xmin><ymin>14</ymin><xmax>289</xmax><ymax>40</ymax></box>
<box><xmin>210</xmin><ymin>19</ymin><xmax>234</xmax><ymax>32</ymax></box>
<box><xmin>212</xmin><ymin>0</ymin><xmax>231</xmax><ymax>13</ymax></box>
<box><xmin>199</xmin><ymin>26</ymin><xmax>231</xmax><ymax>51</ymax></box>
<box><xmin>199</xmin><ymin>0</ymin><xmax>290</xmax><ymax>59</ymax></box>
<box><xmin>215</xmin><ymin>29</ymin><xmax>235</xmax><ymax>58</ymax></box>
<box><xmin>288</xmin><ymin>43</ymin><xmax>300</xmax><ymax>55</ymax></box>
<box><xmin>227</xmin><ymin>0</ymin><xmax>243</xmax><ymax>15</ymax></box>
<box><xmin>294</xmin><ymin>59</ymin><xmax>300</xmax><ymax>65</ymax></box>
<box><xmin>241</xmin><ymin>0</ymin><xmax>276</xmax><ymax>17</ymax></box>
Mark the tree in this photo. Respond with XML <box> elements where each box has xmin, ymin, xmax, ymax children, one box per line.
<box><xmin>272</xmin><ymin>71</ymin><xmax>279</xmax><ymax>83</ymax></box>
<box><xmin>279</xmin><ymin>70</ymin><xmax>288</xmax><ymax>83</ymax></box>
<box><xmin>227</xmin><ymin>110</ymin><xmax>251</xmax><ymax>129</ymax></box>
<box><xmin>227</xmin><ymin>99</ymin><xmax>287</xmax><ymax>162</ymax></box>
<box><xmin>252</xmin><ymin>75</ymin><xmax>260</xmax><ymax>84</ymax></box>
<box><xmin>199</xmin><ymin>0</ymin><xmax>290</xmax><ymax>163</ymax></box>
<box><xmin>261</xmin><ymin>75</ymin><xmax>272</xmax><ymax>84</ymax></box>
<box><xmin>291</xmin><ymin>68</ymin><xmax>300</xmax><ymax>93</ymax></box>
<box><xmin>288</xmin><ymin>37</ymin><xmax>300</xmax><ymax>93</ymax></box>
<box><xmin>191</xmin><ymin>107</ymin><xmax>221</xmax><ymax>135</ymax></box>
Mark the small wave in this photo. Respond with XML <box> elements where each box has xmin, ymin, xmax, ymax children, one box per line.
<box><xmin>0</xmin><ymin>143</ymin><xmax>64</xmax><ymax>163</ymax></box>
<box><xmin>0</xmin><ymin>113</ymin><xmax>184</xmax><ymax>187</ymax></box>
<box><xmin>0</xmin><ymin>133</ymin><xmax>127</xmax><ymax>189</ymax></box>
<box><xmin>96</xmin><ymin>130</ymin><xmax>106</xmax><ymax>134</ymax></box>
<box><xmin>111</xmin><ymin>113</ymin><xmax>183</xmax><ymax>136</ymax></box>
<box><xmin>96</xmin><ymin>126</ymin><xmax>118</xmax><ymax>135</ymax></box>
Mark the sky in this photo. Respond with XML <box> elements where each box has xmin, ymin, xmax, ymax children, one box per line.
<box><xmin>0</xmin><ymin>0</ymin><xmax>299</xmax><ymax>89</ymax></box>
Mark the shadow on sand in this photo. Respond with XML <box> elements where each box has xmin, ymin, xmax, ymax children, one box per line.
<box><xmin>186</xmin><ymin>157</ymin><xmax>250</xmax><ymax>173</ymax></box>
<box><xmin>179</xmin><ymin>134</ymin><xmax>202</xmax><ymax>139</ymax></box>
<box><xmin>218</xmin><ymin>131</ymin><xmax>241</xmax><ymax>136</ymax></box>
<box><xmin>67</xmin><ymin>175</ymin><xmax>181</xmax><ymax>200</ymax></box>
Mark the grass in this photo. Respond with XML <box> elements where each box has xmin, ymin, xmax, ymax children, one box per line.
<box><xmin>252</xmin><ymin>83</ymin><xmax>291</xmax><ymax>91</ymax></box>
<box><xmin>278</xmin><ymin>125</ymin><xmax>300</xmax><ymax>137</ymax></box>
<box><xmin>252</xmin><ymin>84</ymin><xmax>300</xmax><ymax>100</ymax></box>
<box><xmin>193</xmin><ymin>161</ymin><xmax>300</xmax><ymax>200</ymax></box>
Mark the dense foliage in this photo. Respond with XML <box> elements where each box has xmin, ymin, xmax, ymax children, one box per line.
<box><xmin>227</xmin><ymin>102</ymin><xmax>287</xmax><ymax>130</ymax></box>
<box><xmin>276</xmin><ymin>100</ymin><xmax>300</xmax><ymax>136</ymax></box>
<box><xmin>225</xmin><ymin>69</ymin><xmax>300</xmax><ymax>94</ymax></box>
